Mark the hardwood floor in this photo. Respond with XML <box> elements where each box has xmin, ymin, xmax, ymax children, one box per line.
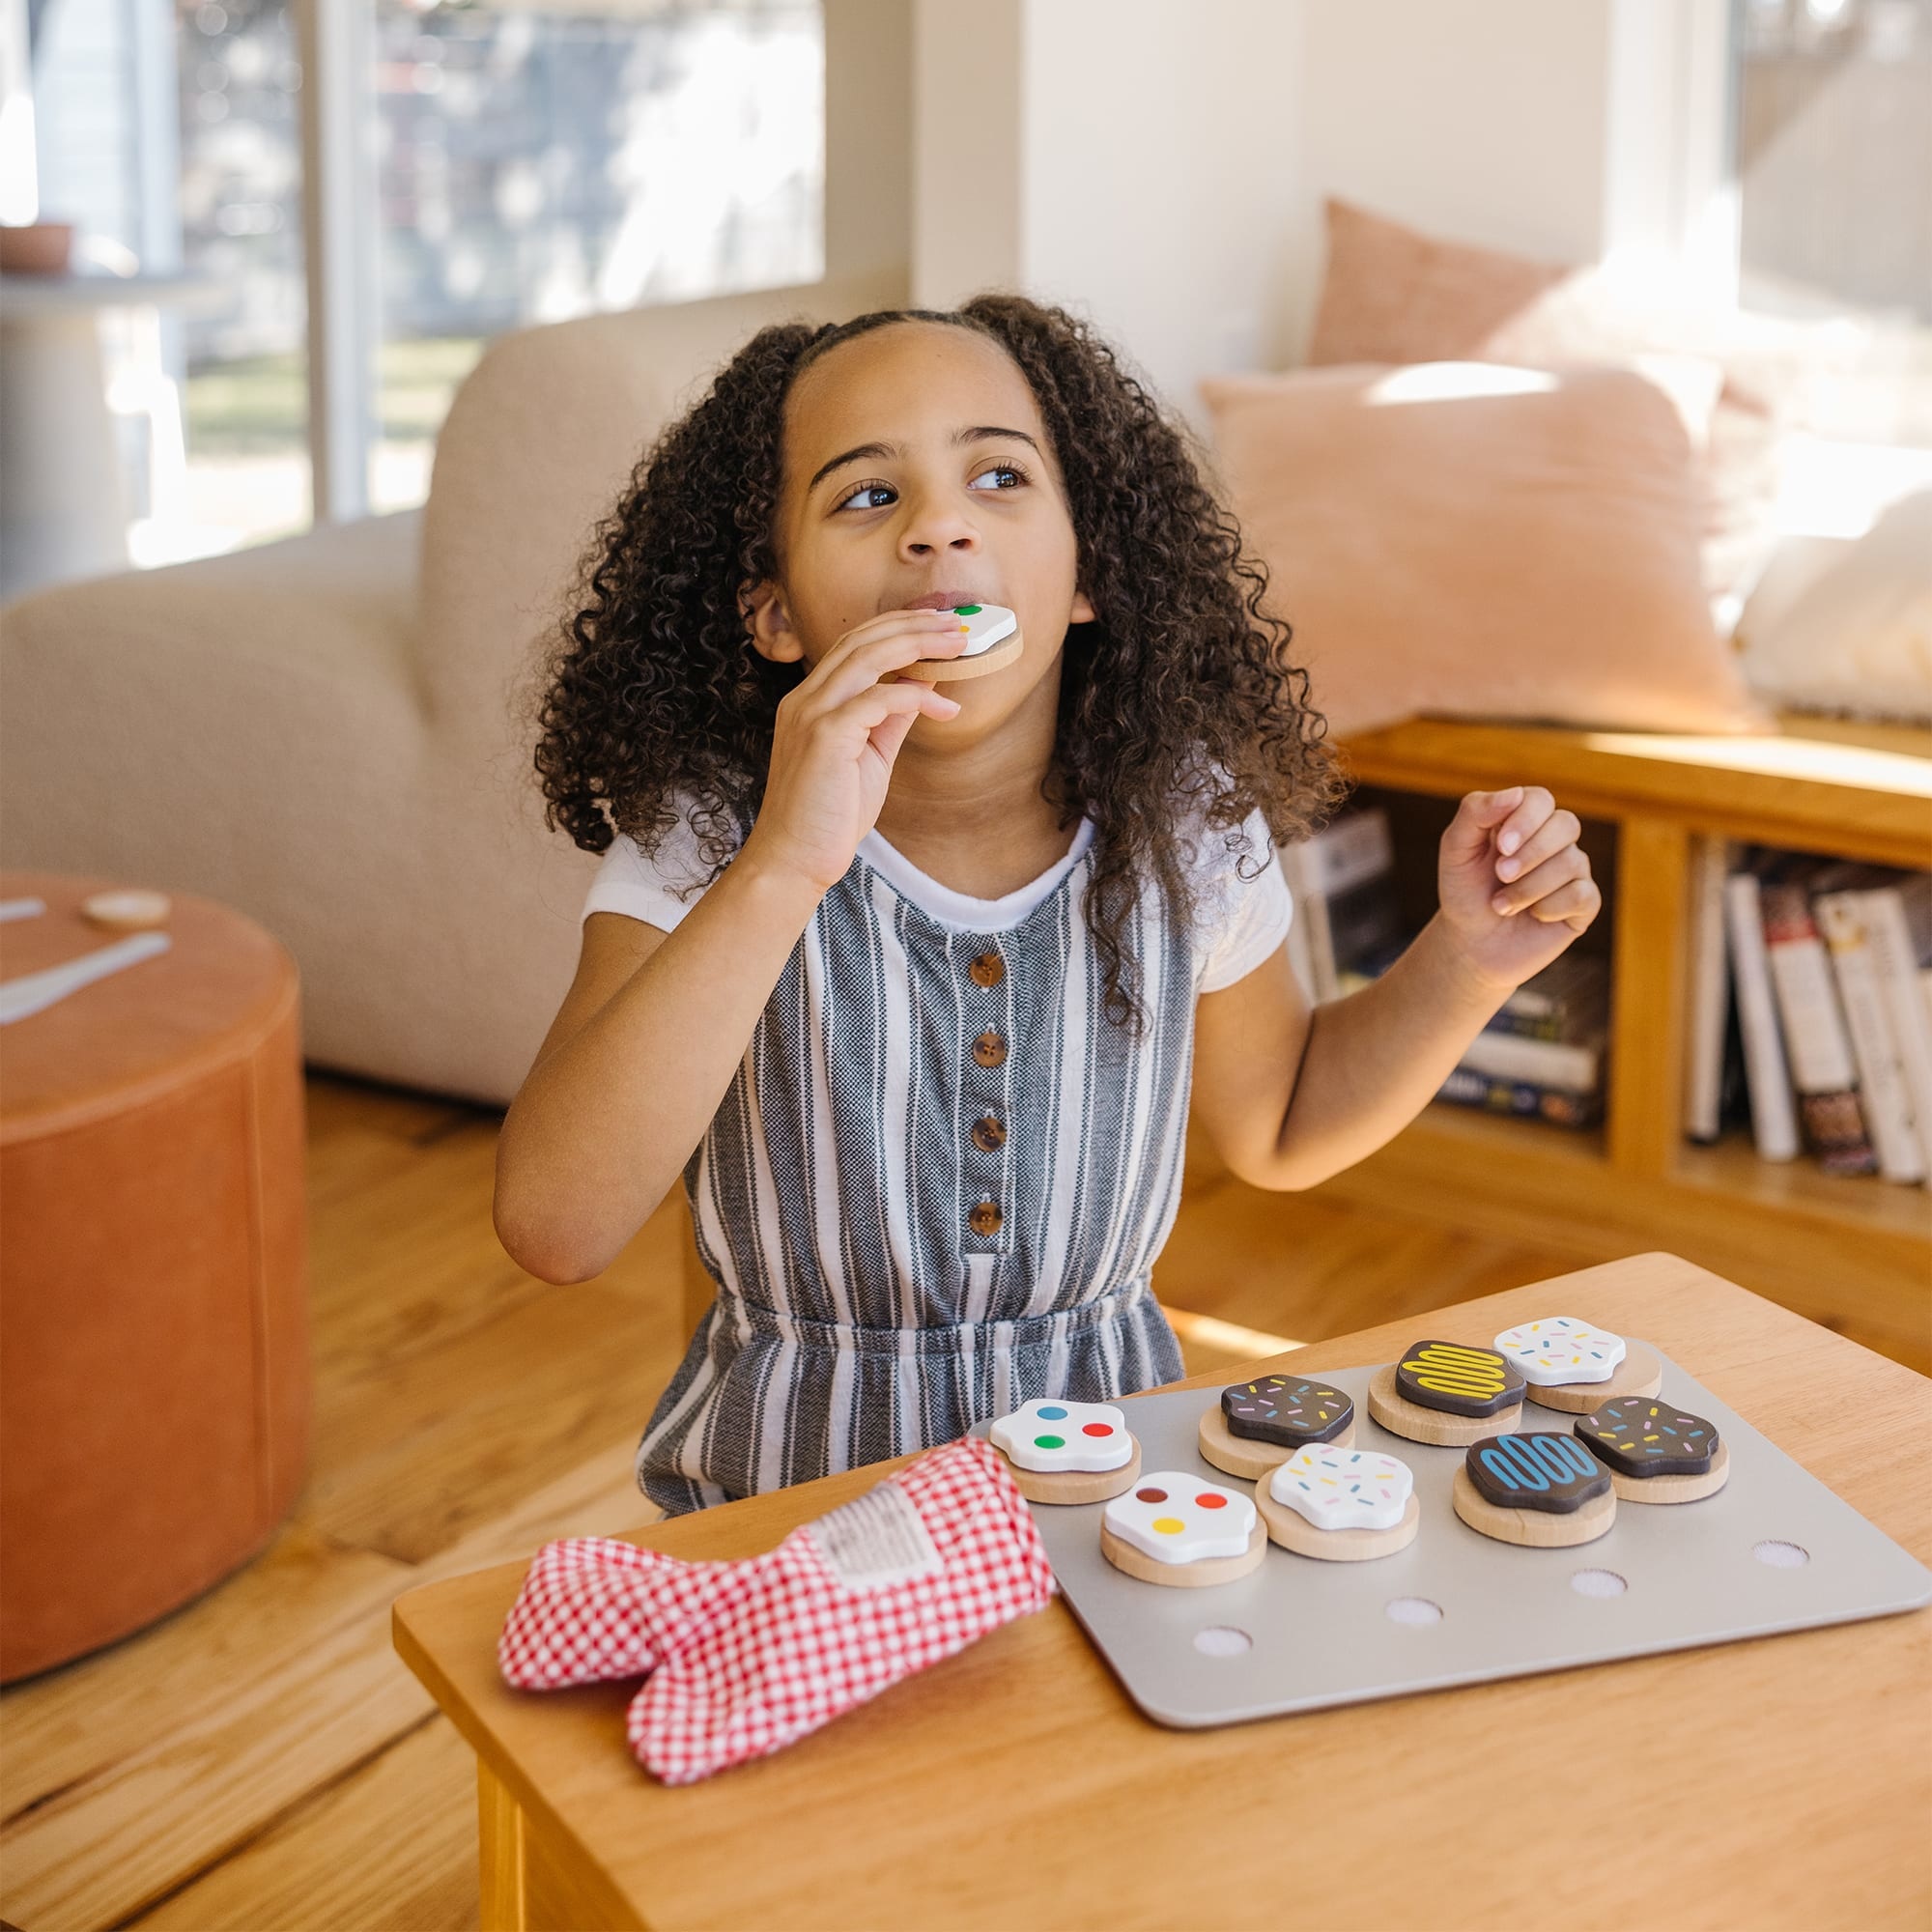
<box><xmin>0</xmin><ymin>1071</ymin><xmax>1601</xmax><ymax>1931</ymax></box>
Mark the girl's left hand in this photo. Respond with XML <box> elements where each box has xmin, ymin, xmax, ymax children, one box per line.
<box><xmin>1436</xmin><ymin>785</ymin><xmax>1602</xmax><ymax>990</ymax></box>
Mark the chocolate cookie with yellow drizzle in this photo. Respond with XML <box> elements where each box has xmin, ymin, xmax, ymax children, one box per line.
<box><xmin>1367</xmin><ymin>1338</ymin><xmax>1528</xmax><ymax>1448</ymax></box>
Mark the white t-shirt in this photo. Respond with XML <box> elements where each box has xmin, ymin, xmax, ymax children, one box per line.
<box><xmin>582</xmin><ymin>800</ymin><xmax>1292</xmax><ymax>994</ymax></box>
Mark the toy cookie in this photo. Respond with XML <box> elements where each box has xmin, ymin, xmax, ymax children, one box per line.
<box><xmin>899</xmin><ymin>602</ymin><xmax>1024</xmax><ymax>682</ymax></box>
<box><xmin>987</xmin><ymin>1399</ymin><xmax>1141</xmax><ymax>1504</ymax></box>
<box><xmin>1099</xmin><ymin>1473</ymin><xmax>1264</xmax><ymax>1587</ymax></box>
<box><xmin>1197</xmin><ymin>1373</ymin><xmax>1355</xmax><ymax>1480</ymax></box>
<box><xmin>1452</xmin><ymin>1432</ymin><xmax>1615</xmax><ymax>1548</ymax></box>
<box><xmin>1494</xmin><ymin>1314</ymin><xmax>1663</xmax><ymax>1413</ymax></box>
<box><xmin>1576</xmin><ymin>1396</ymin><xmax>1730</xmax><ymax>1503</ymax></box>
<box><xmin>1367</xmin><ymin>1339</ymin><xmax>1526</xmax><ymax>1446</ymax></box>
<box><xmin>1253</xmin><ymin>1444</ymin><xmax>1419</xmax><ymax>1561</ymax></box>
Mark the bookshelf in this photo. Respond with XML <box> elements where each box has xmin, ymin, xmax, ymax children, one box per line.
<box><xmin>1298</xmin><ymin>711</ymin><xmax>1932</xmax><ymax>1373</ymax></box>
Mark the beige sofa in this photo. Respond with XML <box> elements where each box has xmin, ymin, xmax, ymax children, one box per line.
<box><xmin>0</xmin><ymin>270</ymin><xmax>904</xmax><ymax>1107</ymax></box>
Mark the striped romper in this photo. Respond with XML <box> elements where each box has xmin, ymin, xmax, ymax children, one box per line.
<box><xmin>582</xmin><ymin>798</ymin><xmax>1293</xmax><ymax>1516</ymax></box>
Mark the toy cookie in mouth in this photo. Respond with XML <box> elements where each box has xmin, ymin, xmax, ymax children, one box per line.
<box><xmin>1367</xmin><ymin>1339</ymin><xmax>1527</xmax><ymax>1446</ymax></box>
<box><xmin>1576</xmin><ymin>1396</ymin><xmax>1730</xmax><ymax>1503</ymax></box>
<box><xmin>987</xmin><ymin>1398</ymin><xmax>1141</xmax><ymax>1504</ymax></box>
<box><xmin>1197</xmin><ymin>1373</ymin><xmax>1355</xmax><ymax>1480</ymax></box>
<box><xmin>1494</xmin><ymin>1315</ymin><xmax>1663</xmax><ymax>1413</ymax></box>
<box><xmin>1254</xmin><ymin>1444</ymin><xmax>1419</xmax><ymax>1561</ymax></box>
<box><xmin>1099</xmin><ymin>1473</ymin><xmax>1265</xmax><ymax>1587</ymax></box>
<box><xmin>1452</xmin><ymin>1431</ymin><xmax>1615</xmax><ymax>1548</ymax></box>
<box><xmin>898</xmin><ymin>602</ymin><xmax>1024</xmax><ymax>683</ymax></box>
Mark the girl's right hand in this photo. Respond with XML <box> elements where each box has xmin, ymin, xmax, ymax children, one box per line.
<box><xmin>740</xmin><ymin>610</ymin><xmax>972</xmax><ymax>895</ymax></box>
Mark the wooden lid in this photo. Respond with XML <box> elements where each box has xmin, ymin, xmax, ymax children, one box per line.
<box><xmin>0</xmin><ymin>870</ymin><xmax>298</xmax><ymax>1142</ymax></box>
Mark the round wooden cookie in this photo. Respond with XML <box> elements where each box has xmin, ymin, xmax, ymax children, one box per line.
<box><xmin>80</xmin><ymin>888</ymin><xmax>172</xmax><ymax>931</ymax></box>
<box><xmin>1524</xmin><ymin>1338</ymin><xmax>1663</xmax><ymax>1412</ymax></box>
<box><xmin>1197</xmin><ymin>1402</ymin><xmax>1354</xmax><ymax>1480</ymax></box>
<box><xmin>997</xmin><ymin>1435</ymin><xmax>1141</xmax><ymax>1505</ymax></box>
<box><xmin>1254</xmin><ymin>1484</ymin><xmax>1419</xmax><ymax>1561</ymax></box>
<box><xmin>1608</xmin><ymin>1436</ymin><xmax>1730</xmax><ymax>1504</ymax></box>
<box><xmin>1451</xmin><ymin>1464</ymin><xmax>1615</xmax><ymax>1547</ymax></box>
<box><xmin>1367</xmin><ymin>1366</ymin><xmax>1524</xmax><ymax>1447</ymax></box>
<box><xmin>1099</xmin><ymin>1517</ymin><xmax>1265</xmax><ymax>1588</ymax></box>
<box><xmin>897</xmin><ymin>631</ymin><xmax>1025</xmax><ymax>683</ymax></box>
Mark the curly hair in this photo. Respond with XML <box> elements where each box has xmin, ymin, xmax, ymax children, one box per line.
<box><xmin>528</xmin><ymin>294</ymin><xmax>1347</xmax><ymax>1036</ymax></box>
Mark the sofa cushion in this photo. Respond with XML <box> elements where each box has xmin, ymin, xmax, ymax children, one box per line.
<box><xmin>1736</xmin><ymin>490</ymin><xmax>1932</xmax><ymax>725</ymax></box>
<box><xmin>1200</xmin><ymin>362</ymin><xmax>1773</xmax><ymax>740</ymax></box>
<box><xmin>1304</xmin><ymin>198</ymin><xmax>1783</xmax><ymax>619</ymax></box>
<box><xmin>1306</xmin><ymin>198</ymin><xmax>1570</xmax><ymax>369</ymax></box>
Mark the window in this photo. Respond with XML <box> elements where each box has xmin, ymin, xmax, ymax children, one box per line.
<box><xmin>367</xmin><ymin>0</ymin><xmax>824</xmax><ymax>516</ymax></box>
<box><xmin>1730</xmin><ymin>0</ymin><xmax>1932</xmax><ymax>532</ymax></box>
<box><xmin>22</xmin><ymin>0</ymin><xmax>823</xmax><ymax>571</ymax></box>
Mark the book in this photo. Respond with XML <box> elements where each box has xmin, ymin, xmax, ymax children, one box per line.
<box><xmin>1858</xmin><ymin>883</ymin><xmax>1932</xmax><ymax>1183</ymax></box>
<box><xmin>1278</xmin><ymin>808</ymin><xmax>1402</xmax><ymax>1002</ymax></box>
<box><xmin>1336</xmin><ymin>939</ymin><xmax>1610</xmax><ymax>1048</ymax></box>
<box><xmin>1684</xmin><ymin>836</ymin><xmax>1735</xmax><ymax>1144</ymax></box>
<box><xmin>1723</xmin><ymin>868</ymin><xmax>1801</xmax><ymax>1162</ymax></box>
<box><xmin>1758</xmin><ymin>869</ymin><xmax>1877</xmax><ymax>1176</ymax></box>
<box><xmin>1485</xmin><ymin>952</ymin><xmax>1609</xmax><ymax>1044</ymax></box>
<box><xmin>1456</xmin><ymin>1027</ymin><xmax>1604</xmax><ymax>1093</ymax></box>
<box><xmin>1435</xmin><ymin>1065</ymin><xmax>1604</xmax><ymax>1129</ymax></box>
<box><xmin>1815</xmin><ymin>890</ymin><xmax>1928</xmax><ymax>1184</ymax></box>
<box><xmin>1899</xmin><ymin>872</ymin><xmax>1932</xmax><ymax>1042</ymax></box>
<box><xmin>1277</xmin><ymin>839</ymin><xmax>1329</xmax><ymax>1000</ymax></box>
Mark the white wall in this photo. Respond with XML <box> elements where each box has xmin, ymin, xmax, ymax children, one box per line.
<box><xmin>900</xmin><ymin>0</ymin><xmax>1719</xmax><ymax>412</ymax></box>
<box><xmin>912</xmin><ymin>0</ymin><xmax>1304</xmax><ymax>427</ymax></box>
<box><xmin>823</xmin><ymin>0</ymin><xmax>914</xmax><ymax>291</ymax></box>
<box><xmin>1293</xmin><ymin>0</ymin><xmax>1732</xmax><ymax>351</ymax></box>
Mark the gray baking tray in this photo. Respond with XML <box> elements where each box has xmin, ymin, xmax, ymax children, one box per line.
<box><xmin>971</xmin><ymin>1351</ymin><xmax>1932</xmax><ymax>1729</ymax></box>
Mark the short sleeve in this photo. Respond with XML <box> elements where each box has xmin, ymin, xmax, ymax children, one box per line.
<box><xmin>580</xmin><ymin>809</ymin><xmax>724</xmax><ymax>933</ymax></box>
<box><xmin>1189</xmin><ymin>805</ymin><xmax>1293</xmax><ymax>993</ymax></box>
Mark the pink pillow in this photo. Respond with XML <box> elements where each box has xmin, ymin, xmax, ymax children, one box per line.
<box><xmin>1200</xmin><ymin>363</ymin><xmax>1774</xmax><ymax>740</ymax></box>
<box><xmin>1305</xmin><ymin>198</ymin><xmax>1781</xmax><ymax>614</ymax></box>
<box><xmin>1307</xmin><ymin>199</ymin><xmax>1569</xmax><ymax>369</ymax></box>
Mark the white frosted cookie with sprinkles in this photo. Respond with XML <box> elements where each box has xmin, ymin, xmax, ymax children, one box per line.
<box><xmin>1099</xmin><ymin>1473</ymin><xmax>1264</xmax><ymax>1587</ymax></box>
<box><xmin>1493</xmin><ymin>1316</ymin><xmax>1626</xmax><ymax>1386</ymax></box>
<box><xmin>1502</xmin><ymin>1321</ymin><xmax>1666</xmax><ymax>1413</ymax></box>
<box><xmin>988</xmin><ymin>1399</ymin><xmax>1141</xmax><ymax>1504</ymax></box>
<box><xmin>1269</xmin><ymin>1445</ymin><xmax>1411</xmax><ymax>1530</ymax></box>
<box><xmin>1254</xmin><ymin>1446</ymin><xmax>1421</xmax><ymax>1561</ymax></box>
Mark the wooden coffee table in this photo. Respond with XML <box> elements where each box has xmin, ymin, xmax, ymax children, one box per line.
<box><xmin>393</xmin><ymin>1253</ymin><xmax>1932</xmax><ymax>1930</ymax></box>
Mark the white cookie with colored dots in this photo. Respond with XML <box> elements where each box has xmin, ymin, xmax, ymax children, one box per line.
<box><xmin>989</xmin><ymin>1399</ymin><xmax>1133</xmax><ymax>1474</ymax></box>
<box><xmin>1493</xmin><ymin>1316</ymin><xmax>1627</xmax><ymax>1387</ymax></box>
<box><xmin>1102</xmin><ymin>1472</ymin><xmax>1255</xmax><ymax>1565</ymax></box>
<box><xmin>1267</xmin><ymin>1445</ymin><xmax>1413</xmax><ymax>1532</ymax></box>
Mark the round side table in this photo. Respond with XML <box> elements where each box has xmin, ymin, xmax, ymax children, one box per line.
<box><xmin>0</xmin><ymin>871</ymin><xmax>310</xmax><ymax>1682</ymax></box>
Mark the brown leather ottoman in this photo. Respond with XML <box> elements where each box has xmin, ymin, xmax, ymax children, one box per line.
<box><xmin>0</xmin><ymin>870</ymin><xmax>310</xmax><ymax>1682</ymax></box>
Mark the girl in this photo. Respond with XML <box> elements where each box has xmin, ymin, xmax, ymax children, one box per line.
<box><xmin>496</xmin><ymin>296</ymin><xmax>1601</xmax><ymax>1516</ymax></box>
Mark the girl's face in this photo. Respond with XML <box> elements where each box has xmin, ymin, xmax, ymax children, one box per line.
<box><xmin>745</xmin><ymin>320</ymin><xmax>1095</xmax><ymax>727</ymax></box>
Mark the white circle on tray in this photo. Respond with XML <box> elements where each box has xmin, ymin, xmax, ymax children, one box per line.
<box><xmin>1492</xmin><ymin>1315</ymin><xmax>1627</xmax><ymax>1386</ymax></box>
<box><xmin>1103</xmin><ymin>1471</ymin><xmax>1255</xmax><ymax>1565</ymax></box>
<box><xmin>1267</xmin><ymin>1443</ymin><xmax>1413</xmax><ymax>1531</ymax></box>
<box><xmin>988</xmin><ymin>1398</ymin><xmax>1133</xmax><ymax>1474</ymax></box>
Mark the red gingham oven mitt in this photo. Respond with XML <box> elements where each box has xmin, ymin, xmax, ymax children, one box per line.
<box><xmin>497</xmin><ymin>1435</ymin><xmax>1057</xmax><ymax>1784</ymax></box>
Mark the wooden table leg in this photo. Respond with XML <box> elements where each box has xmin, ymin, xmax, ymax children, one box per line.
<box><xmin>479</xmin><ymin>1758</ymin><xmax>527</xmax><ymax>1931</ymax></box>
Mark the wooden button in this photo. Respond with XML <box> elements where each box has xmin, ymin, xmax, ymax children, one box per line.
<box><xmin>971</xmin><ymin>1115</ymin><xmax>1007</xmax><ymax>1152</ymax></box>
<box><xmin>968</xmin><ymin>952</ymin><xmax>1005</xmax><ymax>988</ymax></box>
<box><xmin>972</xmin><ymin>1030</ymin><xmax>1008</xmax><ymax>1067</ymax></box>
<box><xmin>968</xmin><ymin>1199</ymin><xmax>1004</xmax><ymax>1236</ymax></box>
